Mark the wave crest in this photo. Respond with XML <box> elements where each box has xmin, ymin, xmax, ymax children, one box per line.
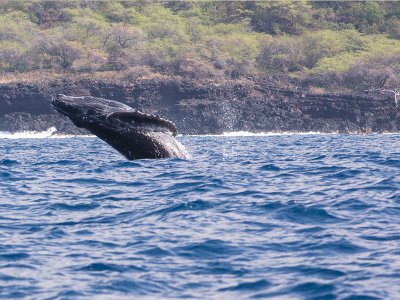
<box><xmin>0</xmin><ymin>127</ymin><xmax>93</xmax><ymax>139</ymax></box>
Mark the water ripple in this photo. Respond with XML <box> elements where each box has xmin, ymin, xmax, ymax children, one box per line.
<box><xmin>0</xmin><ymin>135</ymin><xmax>399</xmax><ymax>299</ymax></box>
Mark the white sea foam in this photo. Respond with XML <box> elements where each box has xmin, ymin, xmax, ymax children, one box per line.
<box><xmin>190</xmin><ymin>131</ymin><xmax>340</xmax><ymax>137</ymax></box>
<box><xmin>220</xmin><ymin>131</ymin><xmax>400</xmax><ymax>136</ymax></box>
<box><xmin>0</xmin><ymin>127</ymin><xmax>94</xmax><ymax>139</ymax></box>
<box><xmin>1</xmin><ymin>129</ymin><xmax>397</xmax><ymax>139</ymax></box>
<box><xmin>222</xmin><ymin>131</ymin><xmax>333</xmax><ymax>136</ymax></box>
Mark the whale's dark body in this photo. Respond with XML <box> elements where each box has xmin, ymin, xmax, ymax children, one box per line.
<box><xmin>51</xmin><ymin>94</ymin><xmax>188</xmax><ymax>160</ymax></box>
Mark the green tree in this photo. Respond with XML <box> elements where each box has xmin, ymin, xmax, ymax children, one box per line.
<box><xmin>31</xmin><ymin>33</ymin><xmax>82</xmax><ymax>70</ymax></box>
<box><xmin>250</xmin><ymin>0</ymin><xmax>313</xmax><ymax>35</ymax></box>
<box><xmin>346</xmin><ymin>2</ymin><xmax>385</xmax><ymax>33</ymax></box>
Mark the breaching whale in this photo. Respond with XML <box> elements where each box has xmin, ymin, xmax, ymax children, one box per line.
<box><xmin>51</xmin><ymin>94</ymin><xmax>188</xmax><ymax>160</ymax></box>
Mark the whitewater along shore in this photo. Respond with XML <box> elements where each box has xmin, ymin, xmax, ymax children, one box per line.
<box><xmin>0</xmin><ymin>77</ymin><xmax>399</xmax><ymax>135</ymax></box>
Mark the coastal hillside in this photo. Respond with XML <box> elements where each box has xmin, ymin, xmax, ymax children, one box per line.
<box><xmin>0</xmin><ymin>1</ymin><xmax>399</xmax><ymax>134</ymax></box>
<box><xmin>1</xmin><ymin>0</ymin><xmax>400</xmax><ymax>93</ymax></box>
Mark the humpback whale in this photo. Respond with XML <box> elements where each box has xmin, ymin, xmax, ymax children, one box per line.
<box><xmin>51</xmin><ymin>94</ymin><xmax>188</xmax><ymax>160</ymax></box>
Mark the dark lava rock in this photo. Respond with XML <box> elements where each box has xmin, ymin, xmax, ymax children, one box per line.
<box><xmin>0</xmin><ymin>78</ymin><xmax>398</xmax><ymax>134</ymax></box>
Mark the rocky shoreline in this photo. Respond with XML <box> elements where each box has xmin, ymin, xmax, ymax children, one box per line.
<box><xmin>0</xmin><ymin>77</ymin><xmax>398</xmax><ymax>135</ymax></box>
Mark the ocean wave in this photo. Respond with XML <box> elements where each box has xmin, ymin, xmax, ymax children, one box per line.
<box><xmin>0</xmin><ymin>127</ymin><xmax>94</xmax><ymax>139</ymax></box>
<box><xmin>1</xmin><ymin>134</ymin><xmax>399</xmax><ymax>299</ymax></box>
<box><xmin>2</xmin><ymin>129</ymin><xmax>317</xmax><ymax>139</ymax></box>
<box><xmin>2</xmin><ymin>129</ymin><xmax>399</xmax><ymax>139</ymax></box>
<box><xmin>192</xmin><ymin>131</ymin><xmax>340</xmax><ymax>137</ymax></box>
<box><xmin>196</xmin><ymin>131</ymin><xmax>400</xmax><ymax>136</ymax></box>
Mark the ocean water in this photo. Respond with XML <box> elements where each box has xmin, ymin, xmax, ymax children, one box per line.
<box><xmin>0</xmin><ymin>133</ymin><xmax>400</xmax><ymax>299</ymax></box>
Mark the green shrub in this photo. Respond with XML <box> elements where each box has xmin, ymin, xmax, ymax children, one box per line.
<box><xmin>250</xmin><ymin>1</ymin><xmax>314</xmax><ymax>35</ymax></box>
<box><xmin>345</xmin><ymin>1</ymin><xmax>385</xmax><ymax>33</ymax></box>
<box><xmin>1</xmin><ymin>0</ymin><xmax>399</xmax><ymax>86</ymax></box>
<box><xmin>30</xmin><ymin>32</ymin><xmax>82</xmax><ymax>70</ymax></box>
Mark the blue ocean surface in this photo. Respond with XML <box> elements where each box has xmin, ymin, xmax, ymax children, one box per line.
<box><xmin>0</xmin><ymin>133</ymin><xmax>400</xmax><ymax>299</ymax></box>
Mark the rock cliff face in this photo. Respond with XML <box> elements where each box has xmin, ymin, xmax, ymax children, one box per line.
<box><xmin>0</xmin><ymin>78</ymin><xmax>398</xmax><ymax>134</ymax></box>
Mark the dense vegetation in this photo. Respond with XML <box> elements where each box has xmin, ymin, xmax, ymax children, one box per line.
<box><xmin>1</xmin><ymin>0</ymin><xmax>399</xmax><ymax>92</ymax></box>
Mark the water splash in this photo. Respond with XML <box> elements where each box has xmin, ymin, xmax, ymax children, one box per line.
<box><xmin>0</xmin><ymin>127</ymin><xmax>93</xmax><ymax>139</ymax></box>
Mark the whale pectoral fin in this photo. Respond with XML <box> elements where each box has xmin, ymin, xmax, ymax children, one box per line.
<box><xmin>109</xmin><ymin>111</ymin><xmax>178</xmax><ymax>136</ymax></box>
